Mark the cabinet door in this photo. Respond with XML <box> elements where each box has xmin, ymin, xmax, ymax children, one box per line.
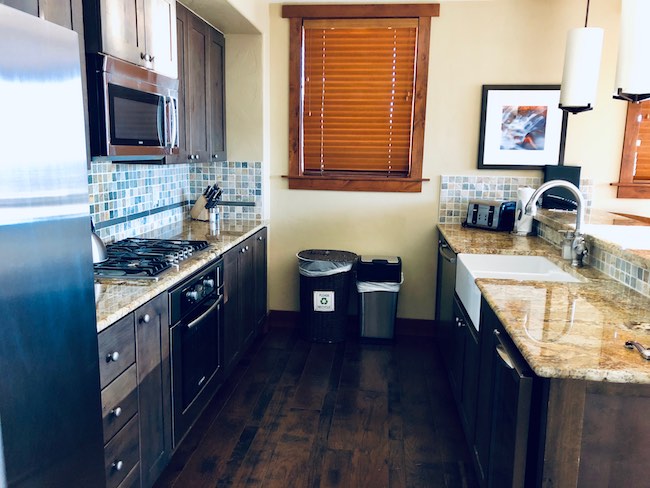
<box><xmin>448</xmin><ymin>304</ymin><xmax>465</xmax><ymax>403</ymax></box>
<box><xmin>135</xmin><ymin>293</ymin><xmax>171</xmax><ymax>488</ymax></box>
<box><xmin>175</xmin><ymin>4</ymin><xmax>188</xmax><ymax>161</ymax></box>
<box><xmin>222</xmin><ymin>246</ymin><xmax>240</xmax><ymax>374</ymax></box>
<box><xmin>144</xmin><ymin>0</ymin><xmax>177</xmax><ymax>78</ymax></box>
<box><xmin>184</xmin><ymin>12</ymin><xmax>210</xmax><ymax>161</ymax></box>
<box><xmin>474</xmin><ymin>298</ymin><xmax>500</xmax><ymax>484</ymax></box>
<box><xmin>460</xmin><ymin>314</ymin><xmax>480</xmax><ymax>442</ymax></box>
<box><xmin>238</xmin><ymin>237</ymin><xmax>256</xmax><ymax>351</ymax></box>
<box><xmin>208</xmin><ymin>27</ymin><xmax>226</xmax><ymax>161</ymax></box>
<box><xmin>101</xmin><ymin>0</ymin><xmax>146</xmax><ymax>68</ymax></box>
<box><xmin>253</xmin><ymin>228</ymin><xmax>268</xmax><ymax>328</ymax></box>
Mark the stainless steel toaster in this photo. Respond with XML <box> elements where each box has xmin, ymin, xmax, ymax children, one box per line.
<box><xmin>464</xmin><ymin>200</ymin><xmax>516</xmax><ymax>231</ymax></box>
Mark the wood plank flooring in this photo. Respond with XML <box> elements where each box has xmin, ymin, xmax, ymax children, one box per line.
<box><xmin>154</xmin><ymin>326</ymin><xmax>478</xmax><ymax>488</ymax></box>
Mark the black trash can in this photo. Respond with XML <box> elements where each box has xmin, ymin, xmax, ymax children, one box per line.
<box><xmin>297</xmin><ymin>249</ymin><xmax>357</xmax><ymax>343</ymax></box>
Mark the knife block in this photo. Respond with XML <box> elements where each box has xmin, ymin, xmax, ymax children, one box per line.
<box><xmin>191</xmin><ymin>195</ymin><xmax>209</xmax><ymax>221</ymax></box>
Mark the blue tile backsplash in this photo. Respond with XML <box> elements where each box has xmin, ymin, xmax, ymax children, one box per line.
<box><xmin>89</xmin><ymin>160</ymin><xmax>263</xmax><ymax>242</ymax></box>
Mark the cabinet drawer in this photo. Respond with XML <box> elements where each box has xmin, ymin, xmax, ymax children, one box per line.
<box><xmin>104</xmin><ymin>414</ymin><xmax>140</xmax><ymax>488</ymax></box>
<box><xmin>117</xmin><ymin>461</ymin><xmax>140</xmax><ymax>488</ymax></box>
<box><xmin>101</xmin><ymin>363</ymin><xmax>138</xmax><ymax>444</ymax></box>
<box><xmin>98</xmin><ymin>314</ymin><xmax>136</xmax><ymax>388</ymax></box>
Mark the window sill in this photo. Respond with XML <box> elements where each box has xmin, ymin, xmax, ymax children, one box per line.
<box><xmin>283</xmin><ymin>175</ymin><xmax>429</xmax><ymax>192</ymax></box>
<box><xmin>611</xmin><ymin>182</ymin><xmax>650</xmax><ymax>199</ymax></box>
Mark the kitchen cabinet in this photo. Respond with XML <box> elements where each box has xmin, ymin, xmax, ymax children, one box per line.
<box><xmin>253</xmin><ymin>227</ymin><xmax>268</xmax><ymax>328</ymax></box>
<box><xmin>0</xmin><ymin>0</ymin><xmax>82</xmax><ymax>31</ymax></box>
<box><xmin>208</xmin><ymin>27</ymin><xmax>226</xmax><ymax>161</ymax></box>
<box><xmin>98</xmin><ymin>293</ymin><xmax>171</xmax><ymax>488</ymax></box>
<box><xmin>223</xmin><ymin>228</ymin><xmax>268</xmax><ymax>373</ymax></box>
<box><xmin>436</xmin><ymin>234</ymin><xmax>477</xmax><ymax>431</ymax></box>
<box><xmin>135</xmin><ymin>292</ymin><xmax>172</xmax><ymax>488</ymax></box>
<box><xmin>176</xmin><ymin>4</ymin><xmax>226</xmax><ymax>163</ymax></box>
<box><xmin>457</xmin><ymin>298</ymin><xmax>479</xmax><ymax>442</ymax></box>
<box><xmin>83</xmin><ymin>0</ymin><xmax>178</xmax><ymax>78</ymax></box>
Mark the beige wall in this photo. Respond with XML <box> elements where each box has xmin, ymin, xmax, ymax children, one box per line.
<box><xmin>229</xmin><ymin>0</ymin><xmax>650</xmax><ymax>320</ymax></box>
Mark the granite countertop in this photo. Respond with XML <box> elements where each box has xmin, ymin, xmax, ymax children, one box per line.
<box><xmin>437</xmin><ymin>222</ymin><xmax>650</xmax><ymax>384</ymax></box>
<box><xmin>95</xmin><ymin>219</ymin><xmax>267</xmax><ymax>333</ymax></box>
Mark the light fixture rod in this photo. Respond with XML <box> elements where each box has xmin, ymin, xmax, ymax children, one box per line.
<box><xmin>584</xmin><ymin>0</ymin><xmax>591</xmax><ymax>27</ymax></box>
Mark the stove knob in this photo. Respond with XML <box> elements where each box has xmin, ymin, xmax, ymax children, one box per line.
<box><xmin>203</xmin><ymin>278</ymin><xmax>214</xmax><ymax>289</ymax></box>
<box><xmin>186</xmin><ymin>290</ymin><xmax>199</xmax><ymax>302</ymax></box>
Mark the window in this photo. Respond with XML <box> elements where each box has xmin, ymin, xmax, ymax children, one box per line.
<box><xmin>282</xmin><ymin>4</ymin><xmax>439</xmax><ymax>192</ymax></box>
<box><xmin>616</xmin><ymin>101</ymin><xmax>650</xmax><ymax>198</ymax></box>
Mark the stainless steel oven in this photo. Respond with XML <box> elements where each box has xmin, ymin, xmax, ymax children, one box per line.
<box><xmin>169</xmin><ymin>258</ymin><xmax>223</xmax><ymax>447</ymax></box>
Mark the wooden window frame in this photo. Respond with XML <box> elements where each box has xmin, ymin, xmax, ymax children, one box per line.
<box><xmin>282</xmin><ymin>4</ymin><xmax>439</xmax><ymax>192</ymax></box>
<box><xmin>616</xmin><ymin>101</ymin><xmax>650</xmax><ymax>198</ymax></box>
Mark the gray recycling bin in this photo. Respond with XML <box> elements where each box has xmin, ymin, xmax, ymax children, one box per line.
<box><xmin>356</xmin><ymin>256</ymin><xmax>402</xmax><ymax>340</ymax></box>
<box><xmin>297</xmin><ymin>249</ymin><xmax>357</xmax><ymax>343</ymax></box>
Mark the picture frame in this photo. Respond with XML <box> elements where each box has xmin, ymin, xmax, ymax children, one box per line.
<box><xmin>477</xmin><ymin>85</ymin><xmax>568</xmax><ymax>170</ymax></box>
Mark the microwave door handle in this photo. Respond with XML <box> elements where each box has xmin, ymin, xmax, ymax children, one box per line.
<box><xmin>168</xmin><ymin>96</ymin><xmax>178</xmax><ymax>149</ymax></box>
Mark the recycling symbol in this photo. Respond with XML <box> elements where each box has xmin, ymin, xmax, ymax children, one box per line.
<box><xmin>320</xmin><ymin>297</ymin><xmax>329</xmax><ymax>305</ymax></box>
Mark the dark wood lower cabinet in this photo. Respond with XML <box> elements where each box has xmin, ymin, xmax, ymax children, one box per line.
<box><xmin>135</xmin><ymin>293</ymin><xmax>172</xmax><ymax>488</ymax></box>
<box><xmin>99</xmin><ymin>292</ymin><xmax>172</xmax><ymax>488</ymax></box>
<box><xmin>223</xmin><ymin>228</ymin><xmax>268</xmax><ymax>374</ymax></box>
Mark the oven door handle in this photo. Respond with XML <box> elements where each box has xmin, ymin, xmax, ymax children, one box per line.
<box><xmin>186</xmin><ymin>295</ymin><xmax>223</xmax><ymax>330</ymax></box>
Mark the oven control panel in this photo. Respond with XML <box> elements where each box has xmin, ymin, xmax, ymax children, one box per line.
<box><xmin>169</xmin><ymin>258</ymin><xmax>223</xmax><ymax>325</ymax></box>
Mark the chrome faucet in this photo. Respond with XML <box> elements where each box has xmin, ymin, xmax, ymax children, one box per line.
<box><xmin>524</xmin><ymin>180</ymin><xmax>588</xmax><ymax>267</ymax></box>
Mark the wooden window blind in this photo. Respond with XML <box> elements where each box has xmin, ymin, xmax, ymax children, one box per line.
<box><xmin>633</xmin><ymin>102</ymin><xmax>650</xmax><ymax>180</ymax></box>
<box><xmin>617</xmin><ymin>101</ymin><xmax>650</xmax><ymax>198</ymax></box>
<box><xmin>302</xmin><ymin>19</ymin><xmax>418</xmax><ymax>177</ymax></box>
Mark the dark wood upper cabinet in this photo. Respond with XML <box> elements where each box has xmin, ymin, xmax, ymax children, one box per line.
<box><xmin>208</xmin><ymin>27</ymin><xmax>226</xmax><ymax>161</ymax></box>
<box><xmin>83</xmin><ymin>0</ymin><xmax>178</xmax><ymax>78</ymax></box>
<box><xmin>176</xmin><ymin>3</ymin><xmax>227</xmax><ymax>163</ymax></box>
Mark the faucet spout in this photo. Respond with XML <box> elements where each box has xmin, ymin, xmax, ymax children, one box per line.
<box><xmin>524</xmin><ymin>180</ymin><xmax>587</xmax><ymax>266</ymax></box>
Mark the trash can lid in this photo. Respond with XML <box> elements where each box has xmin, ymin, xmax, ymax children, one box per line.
<box><xmin>358</xmin><ymin>255</ymin><xmax>401</xmax><ymax>265</ymax></box>
<box><xmin>297</xmin><ymin>249</ymin><xmax>357</xmax><ymax>263</ymax></box>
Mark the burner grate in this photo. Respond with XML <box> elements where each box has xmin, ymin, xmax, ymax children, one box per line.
<box><xmin>94</xmin><ymin>238</ymin><xmax>209</xmax><ymax>279</ymax></box>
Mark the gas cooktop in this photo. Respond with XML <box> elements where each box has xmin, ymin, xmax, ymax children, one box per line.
<box><xmin>94</xmin><ymin>238</ymin><xmax>210</xmax><ymax>280</ymax></box>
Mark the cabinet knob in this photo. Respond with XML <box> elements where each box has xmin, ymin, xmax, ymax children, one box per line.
<box><xmin>140</xmin><ymin>313</ymin><xmax>151</xmax><ymax>324</ymax></box>
<box><xmin>257</xmin><ymin>236</ymin><xmax>263</xmax><ymax>241</ymax></box>
<box><xmin>140</xmin><ymin>52</ymin><xmax>147</xmax><ymax>60</ymax></box>
<box><xmin>148</xmin><ymin>55</ymin><xmax>155</xmax><ymax>62</ymax></box>
<box><xmin>106</xmin><ymin>351</ymin><xmax>120</xmax><ymax>362</ymax></box>
<box><xmin>212</xmin><ymin>154</ymin><xmax>218</xmax><ymax>158</ymax></box>
<box><xmin>111</xmin><ymin>406</ymin><xmax>122</xmax><ymax>418</ymax></box>
<box><xmin>246</xmin><ymin>245</ymin><xmax>250</xmax><ymax>251</ymax></box>
<box><xmin>112</xmin><ymin>460</ymin><xmax>124</xmax><ymax>472</ymax></box>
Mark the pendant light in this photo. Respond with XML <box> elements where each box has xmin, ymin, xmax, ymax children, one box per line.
<box><xmin>614</xmin><ymin>0</ymin><xmax>650</xmax><ymax>102</ymax></box>
<box><xmin>559</xmin><ymin>0</ymin><xmax>604</xmax><ymax>114</ymax></box>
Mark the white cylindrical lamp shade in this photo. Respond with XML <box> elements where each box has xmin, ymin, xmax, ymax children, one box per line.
<box><xmin>614</xmin><ymin>0</ymin><xmax>650</xmax><ymax>102</ymax></box>
<box><xmin>559</xmin><ymin>27</ymin><xmax>604</xmax><ymax>113</ymax></box>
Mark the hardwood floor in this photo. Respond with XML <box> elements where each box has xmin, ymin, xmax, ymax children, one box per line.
<box><xmin>154</xmin><ymin>325</ymin><xmax>478</xmax><ymax>488</ymax></box>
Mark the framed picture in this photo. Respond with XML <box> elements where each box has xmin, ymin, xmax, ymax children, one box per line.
<box><xmin>477</xmin><ymin>85</ymin><xmax>568</xmax><ymax>170</ymax></box>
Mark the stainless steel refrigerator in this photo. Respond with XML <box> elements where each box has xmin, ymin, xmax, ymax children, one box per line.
<box><xmin>0</xmin><ymin>5</ymin><xmax>105</xmax><ymax>487</ymax></box>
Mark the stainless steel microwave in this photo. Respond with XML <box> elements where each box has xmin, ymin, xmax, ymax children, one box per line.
<box><xmin>86</xmin><ymin>54</ymin><xmax>179</xmax><ymax>161</ymax></box>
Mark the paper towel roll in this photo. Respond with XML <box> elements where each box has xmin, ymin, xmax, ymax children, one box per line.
<box><xmin>514</xmin><ymin>186</ymin><xmax>535</xmax><ymax>235</ymax></box>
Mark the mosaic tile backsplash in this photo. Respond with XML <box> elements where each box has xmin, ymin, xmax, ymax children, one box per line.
<box><xmin>89</xmin><ymin>160</ymin><xmax>263</xmax><ymax>242</ymax></box>
<box><xmin>437</xmin><ymin>174</ymin><xmax>647</xmax><ymax>298</ymax></box>
<box><xmin>438</xmin><ymin>174</ymin><xmax>593</xmax><ymax>224</ymax></box>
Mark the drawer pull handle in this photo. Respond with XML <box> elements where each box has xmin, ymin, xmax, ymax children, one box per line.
<box><xmin>106</xmin><ymin>351</ymin><xmax>120</xmax><ymax>362</ymax></box>
<box><xmin>112</xmin><ymin>460</ymin><xmax>124</xmax><ymax>472</ymax></box>
<box><xmin>111</xmin><ymin>406</ymin><xmax>122</xmax><ymax>418</ymax></box>
<box><xmin>140</xmin><ymin>313</ymin><xmax>151</xmax><ymax>324</ymax></box>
